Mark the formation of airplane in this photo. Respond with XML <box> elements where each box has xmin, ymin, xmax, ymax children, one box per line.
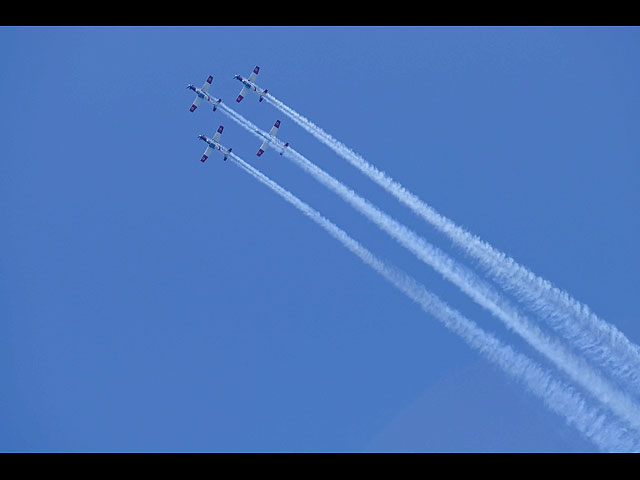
<box><xmin>234</xmin><ymin>66</ymin><xmax>269</xmax><ymax>103</ymax></box>
<box><xmin>187</xmin><ymin>75</ymin><xmax>222</xmax><ymax>112</ymax></box>
<box><xmin>198</xmin><ymin>125</ymin><xmax>233</xmax><ymax>162</ymax></box>
<box><xmin>188</xmin><ymin>66</ymin><xmax>288</xmax><ymax>163</ymax></box>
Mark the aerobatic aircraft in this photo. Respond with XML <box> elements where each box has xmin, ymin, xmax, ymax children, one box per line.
<box><xmin>257</xmin><ymin>120</ymin><xmax>290</xmax><ymax>157</ymax></box>
<box><xmin>198</xmin><ymin>125</ymin><xmax>233</xmax><ymax>162</ymax></box>
<box><xmin>234</xmin><ymin>66</ymin><xmax>268</xmax><ymax>103</ymax></box>
<box><xmin>187</xmin><ymin>75</ymin><xmax>222</xmax><ymax>112</ymax></box>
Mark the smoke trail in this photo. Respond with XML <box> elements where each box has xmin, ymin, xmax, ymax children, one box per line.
<box><xmin>261</xmin><ymin>93</ymin><xmax>640</xmax><ymax>397</ymax></box>
<box><xmin>226</xmin><ymin>152</ymin><xmax>640</xmax><ymax>452</ymax></box>
<box><xmin>217</xmin><ymin>103</ymin><xmax>640</xmax><ymax>433</ymax></box>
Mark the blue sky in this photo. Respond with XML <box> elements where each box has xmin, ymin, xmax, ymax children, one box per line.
<box><xmin>1</xmin><ymin>26</ymin><xmax>639</xmax><ymax>452</ymax></box>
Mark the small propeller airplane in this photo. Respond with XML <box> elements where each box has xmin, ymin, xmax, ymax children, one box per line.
<box><xmin>187</xmin><ymin>75</ymin><xmax>222</xmax><ymax>112</ymax></box>
<box><xmin>257</xmin><ymin>120</ymin><xmax>290</xmax><ymax>157</ymax></box>
<box><xmin>198</xmin><ymin>125</ymin><xmax>232</xmax><ymax>162</ymax></box>
<box><xmin>234</xmin><ymin>66</ymin><xmax>268</xmax><ymax>103</ymax></box>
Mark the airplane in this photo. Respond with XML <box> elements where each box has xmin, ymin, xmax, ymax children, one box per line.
<box><xmin>234</xmin><ymin>65</ymin><xmax>268</xmax><ymax>103</ymax></box>
<box><xmin>187</xmin><ymin>75</ymin><xmax>222</xmax><ymax>112</ymax></box>
<box><xmin>256</xmin><ymin>120</ymin><xmax>289</xmax><ymax>157</ymax></box>
<box><xmin>198</xmin><ymin>125</ymin><xmax>233</xmax><ymax>162</ymax></box>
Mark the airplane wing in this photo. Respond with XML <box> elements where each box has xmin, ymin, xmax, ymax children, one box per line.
<box><xmin>201</xmin><ymin>75</ymin><xmax>213</xmax><ymax>93</ymax></box>
<box><xmin>236</xmin><ymin>86</ymin><xmax>249</xmax><ymax>103</ymax></box>
<box><xmin>212</xmin><ymin>125</ymin><xmax>224</xmax><ymax>143</ymax></box>
<box><xmin>268</xmin><ymin>120</ymin><xmax>280</xmax><ymax>137</ymax></box>
<box><xmin>201</xmin><ymin>145</ymin><xmax>214</xmax><ymax>163</ymax></box>
<box><xmin>248</xmin><ymin>66</ymin><xmax>260</xmax><ymax>83</ymax></box>
<box><xmin>189</xmin><ymin>96</ymin><xmax>202</xmax><ymax>112</ymax></box>
<box><xmin>257</xmin><ymin>139</ymin><xmax>269</xmax><ymax>157</ymax></box>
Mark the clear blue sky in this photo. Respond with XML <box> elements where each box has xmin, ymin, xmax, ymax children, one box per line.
<box><xmin>1</xmin><ymin>26</ymin><xmax>639</xmax><ymax>452</ymax></box>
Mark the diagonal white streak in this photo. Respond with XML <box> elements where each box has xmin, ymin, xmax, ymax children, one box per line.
<box><xmin>227</xmin><ymin>151</ymin><xmax>640</xmax><ymax>452</ymax></box>
<box><xmin>215</xmin><ymin>102</ymin><xmax>640</xmax><ymax>434</ymax></box>
<box><xmin>261</xmin><ymin>93</ymin><xmax>640</xmax><ymax>397</ymax></box>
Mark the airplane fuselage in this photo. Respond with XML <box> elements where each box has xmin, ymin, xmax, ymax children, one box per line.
<box><xmin>235</xmin><ymin>76</ymin><xmax>266</xmax><ymax>95</ymax></box>
<box><xmin>189</xmin><ymin>85</ymin><xmax>212</xmax><ymax>102</ymax></box>
<box><xmin>198</xmin><ymin>135</ymin><xmax>231</xmax><ymax>155</ymax></box>
<box><xmin>188</xmin><ymin>84</ymin><xmax>221</xmax><ymax>111</ymax></box>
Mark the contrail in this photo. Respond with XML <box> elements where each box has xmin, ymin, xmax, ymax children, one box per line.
<box><xmin>217</xmin><ymin>102</ymin><xmax>640</xmax><ymax>433</ymax></box>
<box><xmin>226</xmin><ymin>151</ymin><xmax>640</xmax><ymax>452</ymax></box>
<box><xmin>261</xmin><ymin>92</ymin><xmax>640</xmax><ymax>397</ymax></box>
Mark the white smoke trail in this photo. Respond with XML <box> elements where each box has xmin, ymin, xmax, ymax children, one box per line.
<box><xmin>261</xmin><ymin>93</ymin><xmax>640</xmax><ymax>397</ymax></box>
<box><xmin>217</xmin><ymin>103</ymin><xmax>640</xmax><ymax>433</ymax></box>
<box><xmin>227</xmin><ymin>151</ymin><xmax>640</xmax><ymax>452</ymax></box>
